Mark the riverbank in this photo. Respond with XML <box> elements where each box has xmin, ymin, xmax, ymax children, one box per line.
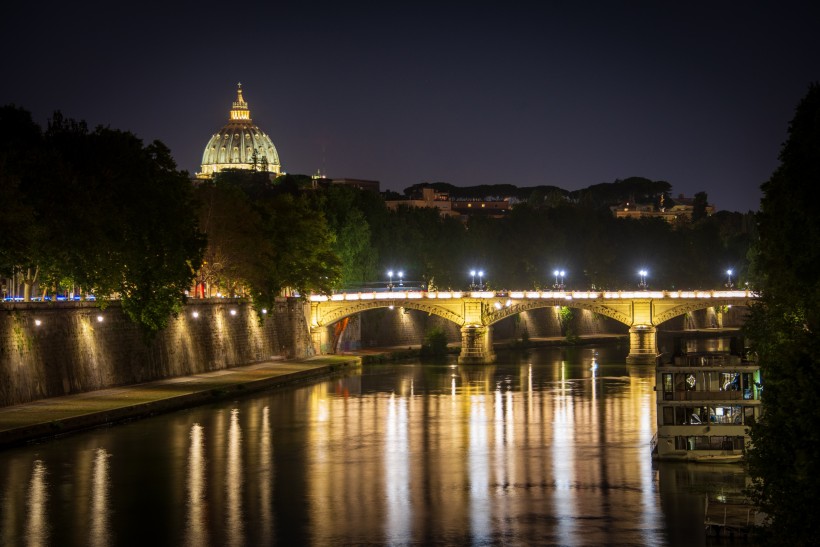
<box><xmin>0</xmin><ymin>356</ymin><xmax>360</xmax><ymax>449</ymax></box>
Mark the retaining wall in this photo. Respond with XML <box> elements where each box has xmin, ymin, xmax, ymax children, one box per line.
<box><xmin>0</xmin><ymin>298</ymin><xmax>312</xmax><ymax>407</ymax></box>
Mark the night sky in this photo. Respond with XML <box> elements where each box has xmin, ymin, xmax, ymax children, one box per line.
<box><xmin>3</xmin><ymin>2</ymin><xmax>818</xmax><ymax>213</ymax></box>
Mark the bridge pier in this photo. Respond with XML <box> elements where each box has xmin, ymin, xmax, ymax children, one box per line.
<box><xmin>626</xmin><ymin>324</ymin><xmax>659</xmax><ymax>365</ymax></box>
<box><xmin>310</xmin><ymin>325</ymin><xmax>332</xmax><ymax>356</ymax></box>
<box><xmin>458</xmin><ymin>325</ymin><xmax>496</xmax><ymax>365</ymax></box>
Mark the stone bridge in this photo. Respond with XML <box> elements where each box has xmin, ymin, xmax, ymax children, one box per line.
<box><xmin>308</xmin><ymin>290</ymin><xmax>756</xmax><ymax>364</ymax></box>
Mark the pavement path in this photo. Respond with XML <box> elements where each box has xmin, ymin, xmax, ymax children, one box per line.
<box><xmin>0</xmin><ymin>356</ymin><xmax>359</xmax><ymax>449</ymax></box>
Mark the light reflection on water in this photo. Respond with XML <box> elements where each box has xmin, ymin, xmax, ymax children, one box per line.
<box><xmin>0</xmin><ymin>345</ymin><xmax>745</xmax><ymax>546</ymax></box>
<box><xmin>185</xmin><ymin>424</ymin><xmax>206</xmax><ymax>547</ymax></box>
<box><xmin>90</xmin><ymin>448</ymin><xmax>110</xmax><ymax>547</ymax></box>
<box><xmin>26</xmin><ymin>460</ymin><xmax>48</xmax><ymax>547</ymax></box>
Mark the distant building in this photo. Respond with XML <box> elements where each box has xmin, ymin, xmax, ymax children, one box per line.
<box><xmin>385</xmin><ymin>187</ymin><xmax>459</xmax><ymax>217</ymax></box>
<box><xmin>384</xmin><ymin>187</ymin><xmax>512</xmax><ymax>219</ymax></box>
<box><xmin>612</xmin><ymin>194</ymin><xmax>714</xmax><ymax>223</ymax></box>
<box><xmin>451</xmin><ymin>198</ymin><xmax>511</xmax><ymax>218</ymax></box>
<box><xmin>197</xmin><ymin>84</ymin><xmax>282</xmax><ymax>179</ymax></box>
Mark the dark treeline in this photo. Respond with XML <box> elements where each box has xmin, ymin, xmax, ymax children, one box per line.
<box><xmin>317</xmin><ymin>183</ymin><xmax>754</xmax><ymax>292</ymax></box>
<box><xmin>400</xmin><ymin>175</ymin><xmax>673</xmax><ymax>209</ymax></box>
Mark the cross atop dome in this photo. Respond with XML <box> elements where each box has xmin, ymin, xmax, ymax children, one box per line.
<box><xmin>230</xmin><ymin>83</ymin><xmax>250</xmax><ymax>121</ymax></box>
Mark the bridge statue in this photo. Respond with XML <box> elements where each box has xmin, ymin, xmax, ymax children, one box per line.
<box><xmin>308</xmin><ymin>290</ymin><xmax>755</xmax><ymax>365</ymax></box>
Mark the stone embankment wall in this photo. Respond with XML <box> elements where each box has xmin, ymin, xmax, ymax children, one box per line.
<box><xmin>0</xmin><ymin>298</ymin><xmax>312</xmax><ymax>408</ymax></box>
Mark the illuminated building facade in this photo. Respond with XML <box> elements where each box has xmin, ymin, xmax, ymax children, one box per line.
<box><xmin>198</xmin><ymin>84</ymin><xmax>281</xmax><ymax>178</ymax></box>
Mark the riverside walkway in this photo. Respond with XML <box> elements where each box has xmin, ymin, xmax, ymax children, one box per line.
<box><xmin>0</xmin><ymin>356</ymin><xmax>359</xmax><ymax>449</ymax></box>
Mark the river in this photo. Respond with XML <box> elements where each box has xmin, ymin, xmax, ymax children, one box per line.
<box><xmin>0</xmin><ymin>345</ymin><xmax>748</xmax><ymax>546</ymax></box>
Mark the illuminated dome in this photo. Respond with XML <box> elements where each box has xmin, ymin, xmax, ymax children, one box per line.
<box><xmin>199</xmin><ymin>84</ymin><xmax>281</xmax><ymax>178</ymax></box>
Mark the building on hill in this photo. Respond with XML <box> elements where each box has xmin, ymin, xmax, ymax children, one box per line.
<box><xmin>197</xmin><ymin>84</ymin><xmax>282</xmax><ymax>179</ymax></box>
<box><xmin>611</xmin><ymin>194</ymin><xmax>714</xmax><ymax>223</ymax></box>
<box><xmin>451</xmin><ymin>198</ymin><xmax>511</xmax><ymax>218</ymax></box>
<box><xmin>384</xmin><ymin>187</ymin><xmax>460</xmax><ymax>217</ymax></box>
<box><xmin>384</xmin><ymin>186</ymin><xmax>512</xmax><ymax>219</ymax></box>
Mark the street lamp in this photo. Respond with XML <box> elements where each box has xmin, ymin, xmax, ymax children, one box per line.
<box><xmin>478</xmin><ymin>270</ymin><xmax>484</xmax><ymax>290</ymax></box>
<box><xmin>553</xmin><ymin>269</ymin><xmax>566</xmax><ymax>290</ymax></box>
<box><xmin>638</xmin><ymin>269</ymin><xmax>648</xmax><ymax>289</ymax></box>
<box><xmin>387</xmin><ymin>270</ymin><xmax>394</xmax><ymax>291</ymax></box>
<box><xmin>398</xmin><ymin>270</ymin><xmax>404</xmax><ymax>287</ymax></box>
<box><xmin>725</xmin><ymin>269</ymin><xmax>734</xmax><ymax>289</ymax></box>
<box><xmin>470</xmin><ymin>270</ymin><xmax>476</xmax><ymax>289</ymax></box>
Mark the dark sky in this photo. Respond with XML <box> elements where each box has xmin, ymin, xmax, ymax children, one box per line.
<box><xmin>3</xmin><ymin>1</ymin><xmax>818</xmax><ymax>212</ymax></box>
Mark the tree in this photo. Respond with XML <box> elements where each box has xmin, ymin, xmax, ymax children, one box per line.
<box><xmin>745</xmin><ymin>83</ymin><xmax>820</xmax><ymax>544</ymax></box>
<box><xmin>0</xmin><ymin>106</ymin><xmax>41</xmax><ymax>294</ymax></box>
<box><xmin>0</xmin><ymin>106</ymin><xmax>205</xmax><ymax>333</ymax></box>
<box><xmin>196</xmin><ymin>171</ymin><xmax>341</xmax><ymax>313</ymax></box>
<box><xmin>336</xmin><ymin>209</ymin><xmax>377</xmax><ymax>287</ymax></box>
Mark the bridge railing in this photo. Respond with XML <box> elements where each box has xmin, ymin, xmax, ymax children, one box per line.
<box><xmin>309</xmin><ymin>289</ymin><xmax>756</xmax><ymax>302</ymax></box>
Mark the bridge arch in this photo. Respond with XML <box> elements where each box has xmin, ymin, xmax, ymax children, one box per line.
<box><xmin>484</xmin><ymin>300</ymin><xmax>633</xmax><ymax>327</ymax></box>
<box><xmin>652</xmin><ymin>300</ymin><xmax>750</xmax><ymax>326</ymax></box>
<box><xmin>312</xmin><ymin>300</ymin><xmax>465</xmax><ymax>328</ymax></box>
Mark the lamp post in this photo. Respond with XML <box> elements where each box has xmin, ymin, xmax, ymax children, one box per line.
<box><xmin>478</xmin><ymin>270</ymin><xmax>484</xmax><ymax>290</ymax></box>
<box><xmin>725</xmin><ymin>269</ymin><xmax>733</xmax><ymax>289</ymax></box>
<box><xmin>470</xmin><ymin>270</ymin><xmax>476</xmax><ymax>290</ymax></box>
<box><xmin>553</xmin><ymin>269</ymin><xmax>565</xmax><ymax>290</ymax></box>
<box><xmin>387</xmin><ymin>270</ymin><xmax>394</xmax><ymax>291</ymax></box>
<box><xmin>638</xmin><ymin>269</ymin><xmax>648</xmax><ymax>290</ymax></box>
<box><xmin>398</xmin><ymin>271</ymin><xmax>404</xmax><ymax>287</ymax></box>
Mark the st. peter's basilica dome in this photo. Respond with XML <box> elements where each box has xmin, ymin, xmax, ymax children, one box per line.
<box><xmin>199</xmin><ymin>84</ymin><xmax>281</xmax><ymax>178</ymax></box>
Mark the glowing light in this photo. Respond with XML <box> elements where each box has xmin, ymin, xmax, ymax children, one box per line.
<box><xmin>261</xmin><ymin>308</ymin><xmax>267</xmax><ymax>314</ymax></box>
<box><xmin>34</xmin><ymin>319</ymin><xmax>42</xmax><ymax>326</ymax></box>
<box><xmin>230</xmin><ymin>309</ymin><xmax>237</xmax><ymax>316</ymax></box>
<box><xmin>96</xmin><ymin>315</ymin><xmax>104</xmax><ymax>323</ymax></box>
<box><xmin>192</xmin><ymin>311</ymin><xmax>199</xmax><ymax>318</ymax></box>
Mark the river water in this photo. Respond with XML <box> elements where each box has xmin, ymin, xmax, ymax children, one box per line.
<box><xmin>0</xmin><ymin>345</ymin><xmax>748</xmax><ymax>546</ymax></box>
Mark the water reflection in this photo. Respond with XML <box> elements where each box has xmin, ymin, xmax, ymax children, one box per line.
<box><xmin>225</xmin><ymin>408</ymin><xmax>244</xmax><ymax>547</ymax></box>
<box><xmin>468</xmin><ymin>393</ymin><xmax>489</xmax><ymax>543</ymax></box>
<box><xmin>552</xmin><ymin>360</ymin><xmax>577</xmax><ymax>545</ymax></box>
<box><xmin>185</xmin><ymin>423</ymin><xmax>207</xmax><ymax>547</ymax></box>
<box><xmin>385</xmin><ymin>393</ymin><xmax>410</xmax><ymax>543</ymax></box>
<box><xmin>90</xmin><ymin>448</ymin><xmax>111</xmax><ymax>547</ymax></box>
<box><xmin>0</xmin><ymin>345</ymin><xmax>748</xmax><ymax>546</ymax></box>
<box><xmin>258</xmin><ymin>406</ymin><xmax>273</xmax><ymax>545</ymax></box>
<box><xmin>26</xmin><ymin>460</ymin><xmax>48</xmax><ymax>547</ymax></box>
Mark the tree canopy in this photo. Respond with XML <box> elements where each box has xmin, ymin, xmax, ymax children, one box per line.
<box><xmin>195</xmin><ymin>170</ymin><xmax>341</xmax><ymax>312</ymax></box>
<box><xmin>0</xmin><ymin>106</ymin><xmax>205</xmax><ymax>333</ymax></box>
<box><xmin>745</xmin><ymin>83</ymin><xmax>820</xmax><ymax>544</ymax></box>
